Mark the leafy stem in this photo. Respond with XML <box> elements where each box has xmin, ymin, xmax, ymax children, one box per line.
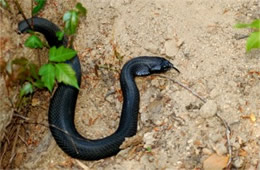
<box><xmin>235</xmin><ymin>19</ymin><xmax>260</xmax><ymax>52</ymax></box>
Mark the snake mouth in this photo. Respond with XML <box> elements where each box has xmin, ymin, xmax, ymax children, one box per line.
<box><xmin>171</xmin><ymin>65</ymin><xmax>180</xmax><ymax>73</ymax></box>
<box><xmin>162</xmin><ymin>61</ymin><xmax>180</xmax><ymax>73</ymax></box>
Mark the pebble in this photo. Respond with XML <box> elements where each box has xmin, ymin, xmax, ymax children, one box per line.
<box><xmin>233</xmin><ymin>157</ymin><xmax>244</xmax><ymax>168</ymax></box>
<box><xmin>143</xmin><ymin>132</ymin><xmax>156</xmax><ymax>148</ymax></box>
<box><xmin>164</xmin><ymin>40</ymin><xmax>178</xmax><ymax>57</ymax></box>
<box><xmin>200</xmin><ymin>100</ymin><xmax>218</xmax><ymax>118</ymax></box>
<box><xmin>214</xmin><ymin>142</ymin><xmax>227</xmax><ymax>155</ymax></box>
<box><xmin>202</xmin><ymin>148</ymin><xmax>213</xmax><ymax>155</ymax></box>
<box><xmin>144</xmin><ymin>42</ymin><xmax>158</xmax><ymax>53</ymax></box>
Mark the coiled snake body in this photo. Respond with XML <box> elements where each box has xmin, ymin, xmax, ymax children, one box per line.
<box><xmin>19</xmin><ymin>17</ymin><xmax>178</xmax><ymax>160</ymax></box>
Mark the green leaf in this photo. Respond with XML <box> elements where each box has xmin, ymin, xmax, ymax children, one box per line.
<box><xmin>39</xmin><ymin>63</ymin><xmax>56</xmax><ymax>91</ymax></box>
<box><xmin>250</xmin><ymin>19</ymin><xmax>260</xmax><ymax>29</ymax></box>
<box><xmin>25</xmin><ymin>35</ymin><xmax>43</xmax><ymax>48</ymax></box>
<box><xmin>75</xmin><ymin>2</ymin><xmax>87</xmax><ymax>16</ymax></box>
<box><xmin>63</xmin><ymin>11</ymin><xmax>72</xmax><ymax>21</ymax></box>
<box><xmin>12</xmin><ymin>57</ymin><xmax>29</xmax><ymax>66</ymax></box>
<box><xmin>32</xmin><ymin>0</ymin><xmax>46</xmax><ymax>15</ymax></box>
<box><xmin>146</xmin><ymin>147</ymin><xmax>152</xmax><ymax>152</ymax></box>
<box><xmin>235</xmin><ymin>19</ymin><xmax>260</xmax><ymax>29</ymax></box>
<box><xmin>55</xmin><ymin>63</ymin><xmax>79</xmax><ymax>89</ymax></box>
<box><xmin>246</xmin><ymin>31</ymin><xmax>260</xmax><ymax>52</ymax></box>
<box><xmin>235</xmin><ymin>23</ymin><xmax>251</xmax><ymax>29</ymax></box>
<box><xmin>29</xmin><ymin>63</ymin><xmax>39</xmax><ymax>80</ymax></box>
<box><xmin>56</xmin><ymin>31</ymin><xmax>65</xmax><ymax>41</ymax></box>
<box><xmin>33</xmin><ymin>79</ymin><xmax>45</xmax><ymax>88</ymax></box>
<box><xmin>0</xmin><ymin>0</ymin><xmax>8</xmax><ymax>8</ymax></box>
<box><xmin>20</xmin><ymin>82</ymin><xmax>33</xmax><ymax>97</ymax></box>
<box><xmin>63</xmin><ymin>10</ymin><xmax>79</xmax><ymax>35</ymax></box>
<box><xmin>49</xmin><ymin>46</ymin><xmax>76</xmax><ymax>62</ymax></box>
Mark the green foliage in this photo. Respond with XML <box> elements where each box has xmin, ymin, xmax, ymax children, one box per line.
<box><xmin>49</xmin><ymin>46</ymin><xmax>76</xmax><ymax>62</ymax></box>
<box><xmin>1</xmin><ymin>1</ymin><xmax>86</xmax><ymax>101</ymax></box>
<box><xmin>75</xmin><ymin>2</ymin><xmax>87</xmax><ymax>16</ymax></box>
<box><xmin>0</xmin><ymin>57</ymin><xmax>43</xmax><ymax>98</ymax></box>
<box><xmin>246</xmin><ymin>32</ymin><xmax>260</xmax><ymax>52</ymax></box>
<box><xmin>55</xmin><ymin>63</ymin><xmax>79</xmax><ymax>89</ymax></box>
<box><xmin>0</xmin><ymin>0</ymin><xmax>8</xmax><ymax>8</ymax></box>
<box><xmin>63</xmin><ymin>2</ymin><xmax>87</xmax><ymax>35</ymax></box>
<box><xmin>39</xmin><ymin>63</ymin><xmax>56</xmax><ymax>91</ymax></box>
<box><xmin>63</xmin><ymin>10</ymin><xmax>79</xmax><ymax>35</ymax></box>
<box><xmin>20</xmin><ymin>82</ymin><xmax>33</xmax><ymax>97</ymax></box>
<box><xmin>146</xmin><ymin>147</ymin><xmax>152</xmax><ymax>152</ymax></box>
<box><xmin>235</xmin><ymin>19</ymin><xmax>260</xmax><ymax>29</ymax></box>
<box><xmin>37</xmin><ymin>46</ymin><xmax>79</xmax><ymax>91</ymax></box>
<box><xmin>235</xmin><ymin>19</ymin><xmax>260</xmax><ymax>52</ymax></box>
<box><xmin>56</xmin><ymin>31</ymin><xmax>65</xmax><ymax>41</ymax></box>
<box><xmin>32</xmin><ymin>0</ymin><xmax>46</xmax><ymax>15</ymax></box>
<box><xmin>25</xmin><ymin>35</ymin><xmax>43</xmax><ymax>48</ymax></box>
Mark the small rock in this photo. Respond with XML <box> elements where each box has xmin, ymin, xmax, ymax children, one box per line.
<box><xmin>144</xmin><ymin>42</ymin><xmax>158</xmax><ymax>53</ymax></box>
<box><xmin>214</xmin><ymin>142</ymin><xmax>227</xmax><ymax>155</ymax></box>
<box><xmin>202</xmin><ymin>148</ymin><xmax>213</xmax><ymax>155</ymax></box>
<box><xmin>200</xmin><ymin>100</ymin><xmax>218</xmax><ymax>118</ymax></box>
<box><xmin>164</xmin><ymin>40</ymin><xmax>178</xmax><ymax>57</ymax></box>
<box><xmin>165</xmin><ymin>26</ymin><xmax>174</xmax><ymax>40</ymax></box>
<box><xmin>233</xmin><ymin>157</ymin><xmax>244</xmax><ymax>168</ymax></box>
<box><xmin>143</xmin><ymin>132</ymin><xmax>156</xmax><ymax>148</ymax></box>
<box><xmin>209</xmin><ymin>88</ymin><xmax>220</xmax><ymax>98</ymax></box>
<box><xmin>209</xmin><ymin>133</ymin><xmax>222</xmax><ymax>143</ymax></box>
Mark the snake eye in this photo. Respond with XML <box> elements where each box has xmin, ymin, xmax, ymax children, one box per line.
<box><xmin>161</xmin><ymin>60</ymin><xmax>173</xmax><ymax>71</ymax></box>
<box><xmin>161</xmin><ymin>60</ymin><xmax>180</xmax><ymax>73</ymax></box>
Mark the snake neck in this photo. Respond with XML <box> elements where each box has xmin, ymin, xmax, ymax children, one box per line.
<box><xmin>18</xmin><ymin>17</ymin><xmax>67</xmax><ymax>47</ymax></box>
<box><xmin>116</xmin><ymin>62</ymin><xmax>142</xmax><ymax>135</ymax></box>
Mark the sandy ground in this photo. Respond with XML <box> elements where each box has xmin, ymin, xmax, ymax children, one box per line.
<box><xmin>0</xmin><ymin>0</ymin><xmax>260</xmax><ymax>169</ymax></box>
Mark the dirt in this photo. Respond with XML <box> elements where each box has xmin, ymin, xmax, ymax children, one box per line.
<box><xmin>0</xmin><ymin>0</ymin><xmax>260</xmax><ymax>169</ymax></box>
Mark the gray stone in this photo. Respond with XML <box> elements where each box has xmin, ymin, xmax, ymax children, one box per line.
<box><xmin>164</xmin><ymin>40</ymin><xmax>178</xmax><ymax>57</ymax></box>
<box><xmin>200</xmin><ymin>100</ymin><xmax>218</xmax><ymax>118</ymax></box>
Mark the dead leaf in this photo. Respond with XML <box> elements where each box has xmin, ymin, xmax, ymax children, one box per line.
<box><xmin>31</xmin><ymin>98</ymin><xmax>40</xmax><ymax>106</ymax></box>
<box><xmin>203</xmin><ymin>154</ymin><xmax>229</xmax><ymax>170</ymax></box>
<box><xmin>120</xmin><ymin>135</ymin><xmax>143</xmax><ymax>149</ymax></box>
<box><xmin>249</xmin><ymin>113</ymin><xmax>256</xmax><ymax>123</ymax></box>
<box><xmin>241</xmin><ymin>113</ymin><xmax>256</xmax><ymax>123</ymax></box>
<box><xmin>239</xmin><ymin>149</ymin><xmax>248</xmax><ymax>156</ymax></box>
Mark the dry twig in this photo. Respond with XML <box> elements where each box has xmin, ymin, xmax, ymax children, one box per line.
<box><xmin>215</xmin><ymin>113</ymin><xmax>232</xmax><ymax>167</ymax></box>
<box><xmin>156</xmin><ymin>75</ymin><xmax>206</xmax><ymax>103</ymax></box>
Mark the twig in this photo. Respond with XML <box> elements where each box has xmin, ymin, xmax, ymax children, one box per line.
<box><xmin>13</xmin><ymin>113</ymin><xmax>30</xmax><ymax>120</ymax></box>
<box><xmin>75</xmin><ymin>160</ymin><xmax>90</xmax><ymax>170</ymax></box>
<box><xmin>156</xmin><ymin>75</ymin><xmax>206</xmax><ymax>103</ymax></box>
<box><xmin>215</xmin><ymin>113</ymin><xmax>232</xmax><ymax>167</ymax></box>
<box><xmin>0</xmin><ymin>142</ymin><xmax>8</xmax><ymax>167</ymax></box>
<box><xmin>8</xmin><ymin>122</ymin><xmax>22</xmax><ymax>168</ymax></box>
<box><xmin>235</xmin><ymin>34</ymin><xmax>249</xmax><ymax>40</ymax></box>
<box><xmin>14</xmin><ymin>0</ymin><xmax>32</xmax><ymax>30</ymax></box>
<box><xmin>18</xmin><ymin>135</ymin><xmax>29</xmax><ymax>147</ymax></box>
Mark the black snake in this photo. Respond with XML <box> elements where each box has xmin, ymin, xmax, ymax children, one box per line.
<box><xmin>18</xmin><ymin>17</ymin><xmax>179</xmax><ymax>160</ymax></box>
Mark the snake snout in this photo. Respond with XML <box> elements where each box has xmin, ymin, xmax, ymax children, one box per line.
<box><xmin>161</xmin><ymin>60</ymin><xmax>180</xmax><ymax>73</ymax></box>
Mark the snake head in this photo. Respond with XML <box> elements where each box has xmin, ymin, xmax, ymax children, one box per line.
<box><xmin>150</xmin><ymin>58</ymin><xmax>180</xmax><ymax>73</ymax></box>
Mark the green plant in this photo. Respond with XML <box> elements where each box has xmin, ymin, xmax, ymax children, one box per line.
<box><xmin>235</xmin><ymin>19</ymin><xmax>260</xmax><ymax>52</ymax></box>
<box><xmin>1</xmin><ymin>1</ymin><xmax>86</xmax><ymax>100</ymax></box>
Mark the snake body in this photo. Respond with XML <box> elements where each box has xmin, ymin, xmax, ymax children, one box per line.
<box><xmin>19</xmin><ymin>17</ymin><xmax>178</xmax><ymax>160</ymax></box>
